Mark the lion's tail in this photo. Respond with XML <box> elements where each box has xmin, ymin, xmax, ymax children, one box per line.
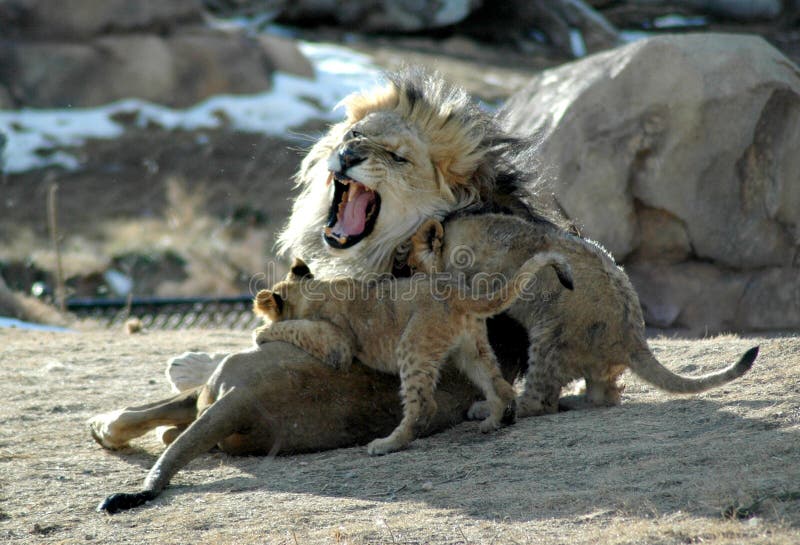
<box><xmin>629</xmin><ymin>345</ymin><xmax>758</xmax><ymax>393</ymax></box>
<box><xmin>453</xmin><ymin>252</ymin><xmax>574</xmax><ymax>317</ymax></box>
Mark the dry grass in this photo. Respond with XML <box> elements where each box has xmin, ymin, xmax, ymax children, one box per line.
<box><xmin>1</xmin><ymin>330</ymin><xmax>798</xmax><ymax>544</ymax></box>
<box><xmin>0</xmin><ymin>177</ymin><xmax>283</xmax><ymax>299</ymax></box>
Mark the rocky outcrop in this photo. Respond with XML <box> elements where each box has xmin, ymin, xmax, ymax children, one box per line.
<box><xmin>0</xmin><ymin>0</ymin><xmax>203</xmax><ymax>39</ymax></box>
<box><xmin>264</xmin><ymin>0</ymin><xmax>482</xmax><ymax>33</ymax></box>
<box><xmin>503</xmin><ymin>34</ymin><xmax>800</xmax><ymax>334</ymax></box>
<box><xmin>0</xmin><ymin>1</ymin><xmax>312</xmax><ymax>108</ymax></box>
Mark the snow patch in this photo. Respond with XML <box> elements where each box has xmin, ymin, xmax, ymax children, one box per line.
<box><xmin>0</xmin><ymin>317</ymin><xmax>72</xmax><ymax>332</ymax></box>
<box><xmin>0</xmin><ymin>41</ymin><xmax>381</xmax><ymax>174</ymax></box>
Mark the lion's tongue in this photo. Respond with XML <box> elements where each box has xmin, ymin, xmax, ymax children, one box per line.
<box><xmin>335</xmin><ymin>184</ymin><xmax>373</xmax><ymax>236</ymax></box>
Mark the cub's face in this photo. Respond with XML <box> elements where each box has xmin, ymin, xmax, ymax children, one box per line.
<box><xmin>323</xmin><ymin>111</ymin><xmax>440</xmax><ymax>251</ymax></box>
<box><xmin>253</xmin><ymin>281</ymin><xmax>304</xmax><ymax>323</ymax></box>
<box><xmin>252</xmin><ymin>259</ymin><xmax>314</xmax><ymax>322</ymax></box>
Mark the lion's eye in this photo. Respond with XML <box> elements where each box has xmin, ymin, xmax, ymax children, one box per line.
<box><xmin>351</xmin><ymin>130</ymin><xmax>363</xmax><ymax>139</ymax></box>
<box><xmin>389</xmin><ymin>151</ymin><xmax>408</xmax><ymax>164</ymax></box>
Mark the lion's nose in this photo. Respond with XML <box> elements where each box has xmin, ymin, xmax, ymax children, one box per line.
<box><xmin>338</xmin><ymin>147</ymin><xmax>365</xmax><ymax>171</ymax></box>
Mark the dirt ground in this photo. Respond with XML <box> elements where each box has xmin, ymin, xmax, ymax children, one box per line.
<box><xmin>1</xmin><ymin>329</ymin><xmax>799</xmax><ymax>544</ymax></box>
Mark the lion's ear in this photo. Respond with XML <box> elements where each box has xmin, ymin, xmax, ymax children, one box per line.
<box><xmin>289</xmin><ymin>257</ymin><xmax>314</xmax><ymax>280</ymax></box>
<box><xmin>253</xmin><ymin>290</ymin><xmax>284</xmax><ymax>317</ymax></box>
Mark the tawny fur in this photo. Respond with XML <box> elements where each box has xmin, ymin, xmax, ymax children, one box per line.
<box><xmin>410</xmin><ymin>215</ymin><xmax>758</xmax><ymax>417</ymax></box>
<box><xmin>251</xmin><ymin>255</ymin><xmax>571</xmax><ymax>455</ymax></box>
<box><xmin>276</xmin><ymin>68</ymin><xmax>539</xmax><ymax>278</ymax></box>
<box><xmin>87</xmin><ymin>69</ymin><xmax>752</xmax><ymax>513</ymax></box>
<box><xmin>89</xmin><ymin>69</ymin><xmax>548</xmax><ymax>512</ymax></box>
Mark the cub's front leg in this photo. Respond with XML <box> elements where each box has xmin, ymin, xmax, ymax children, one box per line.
<box><xmin>253</xmin><ymin>319</ymin><xmax>355</xmax><ymax>370</ymax></box>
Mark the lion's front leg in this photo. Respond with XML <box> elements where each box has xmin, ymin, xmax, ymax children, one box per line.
<box><xmin>253</xmin><ymin>319</ymin><xmax>356</xmax><ymax>370</ymax></box>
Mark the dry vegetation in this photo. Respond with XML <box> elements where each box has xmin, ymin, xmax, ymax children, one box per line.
<box><xmin>1</xmin><ymin>329</ymin><xmax>798</xmax><ymax>544</ymax></box>
<box><xmin>0</xmin><ymin>176</ymin><xmax>287</xmax><ymax>302</ymax></box>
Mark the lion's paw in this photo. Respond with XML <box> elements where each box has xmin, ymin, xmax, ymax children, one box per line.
<box><xmin>88</xmin><ymin>410</ymin><xmax>130</xmax><ymax>450</ymax></box>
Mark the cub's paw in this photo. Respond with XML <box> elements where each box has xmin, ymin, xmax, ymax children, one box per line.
<box><xmin>466</xmin><ymin>400</ymin><xmax>490</xmax><ymax>421</ymax></box>
<box><xmin>366</xmin><ymin>436</ymin><xmax>405</xmax><ymax>456</ymax></box>
<box><xmin>479</xmin><ymin>416</ymin><xmax>502</xmax><ymax>434</ymax></box>
<box><xmin>252</xmin><ymin>325</ymin><xmax>272</xmax><ymax>346</ymax></box>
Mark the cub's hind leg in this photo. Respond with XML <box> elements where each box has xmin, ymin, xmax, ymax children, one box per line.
<box><xmin>454</xmin><ymin>331</ymin><xmax>517</xmax><ymax>432</ymax></box>
<box><xmin>584</xmin><ymin>363</ymin><xmax>626</xmax><ymax>407</ymax></box>
<box><xmin>467</xmin><ymin>336</ymin><xmax>564</xmax><ymax>420</ymax></box>
<box><xmin>515</xmin><ymin>337</ymin><xmax>570</xmax><ymax>417</ymax></box>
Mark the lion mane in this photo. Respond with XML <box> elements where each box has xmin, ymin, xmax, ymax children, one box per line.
<box><xmin>276</xmin><ymin>68</ymin><xmax>545</xmax><ymax>278</ymax></box>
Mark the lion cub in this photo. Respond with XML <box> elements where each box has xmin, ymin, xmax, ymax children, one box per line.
<box><xmin>409</xmin><ymin>215</ymin><xmax>758</xmax><ymax>418</ymax></box>
<box><xmin>253</xmin><ymin>255</ymin><xmax>573</xmax><ymax>455</ymax></box>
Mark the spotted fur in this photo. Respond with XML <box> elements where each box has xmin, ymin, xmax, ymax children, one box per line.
<box><xmin>410</xmin><ymin>215</ymin><xmax>758</xmax><ymax>417</ymax></box>
<box><xmin>252</xmin><ymin>254</ymin><xmax>571</xmax><ymax>455</ymax></box>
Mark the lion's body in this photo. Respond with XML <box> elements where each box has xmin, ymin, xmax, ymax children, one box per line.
<box><xmin>410</xmin><ymin>214</ymin><xmax>758</xmax><ymax>416</ymax></box>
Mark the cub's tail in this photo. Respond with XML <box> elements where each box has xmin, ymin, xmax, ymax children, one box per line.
<box><xmin>629</xmin><ymin>345</ymin><xmax>758</xmax><ymax>393</ymax></box>
<box><xmin>453</xmin><ymin>252</ymin><xmax>573</xmax><ymax>317</ymax></box>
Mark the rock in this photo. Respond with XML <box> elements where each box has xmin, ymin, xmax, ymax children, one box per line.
<box><xmin>629</xmin><ymin>203</ymin><xmax>691</xmax><ymax>264</ymax></box>
<box><xmin>0</xmin><ymin>85</ymin><xmax>12</xmax><ymax>109</ymax></box>
<box><xmin>699</xmin><ymin>0</ymin><xmax>782</xmax><ymax>21</ymax></box>
<box><xmin>629</xmin><ymin>262</ymin><xmax>800</xmax><ymax>334</ymax></box>
<box><xmin>0</xmin><ymin>0</ymin><xmax>203</xmax><ymax>40</ymax></box>
<box><xmin>276</xmin><ymin>0</ymin><xmax>482</xmax><ymax>32</ymax></box>
<box><xmin>626</xmin><ymin>262</ymin><xmax>749</xmax><ymax>334</ymax></box>
<box><xmin>256</xmin><ymin>34</ymin><xmax>314</xmax><ymax>79</ymax></box>
<box><xmin>0</xmin><ymin>26</ymin><xmax>314</xmax><ymax>107</ymax></box>
<box><xmin>737</xmin><ymin>268</ymin><xmax>800</xmax><ymax>331</ymax></box>
<box><xmin>503</xmin><ymin>34</ymin><xmax>800</xmax><ymax>268</ymax></box>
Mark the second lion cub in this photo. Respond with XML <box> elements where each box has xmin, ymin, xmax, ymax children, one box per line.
<box><xmin>253</xmin><ymin>255</ymin><xmax>573</xmax><ymax>455</ymax></box>
<box><xmin>410</xmin><ymin>214</ymin><xmax>759</xmax><ymax>418</ymax></box>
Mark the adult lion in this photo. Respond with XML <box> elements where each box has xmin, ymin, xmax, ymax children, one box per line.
<box><xmin>89</xmin><ymin>69</ymin><xmax>565</xmax><ymax>513</ymax></box>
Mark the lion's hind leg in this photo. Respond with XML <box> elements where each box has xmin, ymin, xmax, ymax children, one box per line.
<box><xmin>88</xmin><ymin>388</ymin><xmax>199</xmax><ymax>450</ymax></box>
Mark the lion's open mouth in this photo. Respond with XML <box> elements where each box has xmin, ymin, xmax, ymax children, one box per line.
<box><xmin>323</xmin><ymin>173</ymin><xmax>381</xmax><ymax>249</ymax></box>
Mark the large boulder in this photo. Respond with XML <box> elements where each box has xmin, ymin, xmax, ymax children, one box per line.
<box><xmin>274</xmin><ymin>0</ymin><xmax>482</xmax><ymax>32</ymax></box>
<box><xmin>0</xmin><ymin>0</ymin><xmax>203</xmax><ymax>40</ymax></box>
<box><xmin>503</xmin><ymin>34</ymin><xmax>800</xmax><ymax>333</ymax></box>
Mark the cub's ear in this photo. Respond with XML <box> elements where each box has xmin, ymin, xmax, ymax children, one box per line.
<box><xmin>253</xmin><ymin>290</ymin><xmax>284</xmax><ymax>317</ymax></box>
<box><xmin>289</xmin><ymin>257</ymin><xmax>314</xmax><ymax>280</ymax></box>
